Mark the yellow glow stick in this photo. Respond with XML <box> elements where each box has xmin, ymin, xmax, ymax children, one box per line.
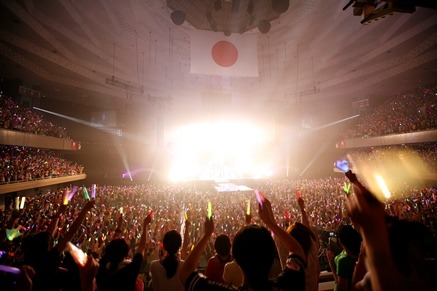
<box><xmin>15</xmin><ymin>197</ymin><xmax>20</xmax><ymax>210</ymax></box>
<box><xmin>207</xmin><ymin>201</ymin><xmax>212</xmax><ymax>219</ymax></box>
<box><xmin>246</xmin><ymin>199</ymin><xmax>251</xmax><ymax>215</ymax></box>
<box><xmin>119</xmin><ymin>207</ymin><xmax>123</xmax><ymax>214</ymax></box>
<box><xmin>20</xmin><ymin>197</ymin><xmax>26</xmax><ymax>209</ymax></box>
<box><xmin>184</xmin><ymin>210</ymin><xmax>188</xmax><ymax>221</ymax></box>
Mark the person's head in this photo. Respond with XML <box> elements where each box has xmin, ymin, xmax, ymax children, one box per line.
<box><xmin>104</xmin><ymin>238</ymin><xmax>129</xmax><ymax>270</ymax></box>
<box><xmin>22</xmin><ymin>231</ymin><xmax>54</xmax><ymax>267</ymax></box>
<box><xmin>386</xmin><ymin>216</ymin><xmax>436</xmax><ymax>277</ymax></box>
<box><xmin>337</xmin><ymin>224</ymin><xmax>362</xmax><ymax>256</ymax></box>
<box><xmin>214</xmin><ymin>234</ymin><xmax>231</xmax><ymax>257</ymax></box>
<box><xmin>232</xmin><ymin>225</ymin><xmax>275</xmax><ymax>283</ymax></box>
<box><xmin>287</xmin><ymin>222</ymin><xmax>316</xmax><ymax>256</ymax></box>
<box><xmin>163</xmin><ymin>229</ymin><xmax>182</xmax><ymax>255</ymax></box>
<box><xmin>162</xmin><ymin>230</ymin><xmax>182</xmax><ymax>278</ymax></box>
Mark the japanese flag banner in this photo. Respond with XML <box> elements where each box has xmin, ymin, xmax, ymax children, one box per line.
<box><xmin>190</xmin><ymin>29</ymin><xmax>259</xmax><ymax>77</ymax></box>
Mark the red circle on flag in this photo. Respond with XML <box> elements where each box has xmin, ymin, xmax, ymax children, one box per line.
<box><xmin>211</xmin><ymin>40</ymin><xmax>238</xmax><ymax>67</ymax></box>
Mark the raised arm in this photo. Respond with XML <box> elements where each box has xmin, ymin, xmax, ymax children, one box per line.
<box><xmin>180</xmin><ymin>216</ymin><xmax>214</xmax><ymax>286</ymax></box>
<box><xmin>47</xmin><ymin>203</ymin><xmax>67</xmax><ymax>238</ymax></box>
<box><xmin>136</xmin><ymin>211</ymin><xmax>152</xmax><ymax>256</ymax></box>
<box><xmin>345</xmin><ymin>171</ymin><xmax>402</xmax><ymax>291</ymax></box>
<box><xmin>180</xmin><ymin>219</ymin><xmax>191</xmax><ymax>260</ymax></box>
<box><xmin>297</xmin><ymin>197</ymin><xmax>310</xmax><ymax>228</ymax></box>
<box><xmin>259</xmin><ymin>198</ymin><xmax>306</xmax><ymax>262</ymax></box>
<box><xmin>56</xmin><ymin>200</ymin><xmax>95</xmax><ymax>252</ymax></box>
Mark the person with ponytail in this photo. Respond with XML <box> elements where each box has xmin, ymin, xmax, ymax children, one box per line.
<box><xmin>149</xmin><ymin>229</ymin><xmax>185</xmax><ymax>291</ymax></box>
<box><xmin>96</xmin><ymin>211</ymin><xmax>152</xmax><ymax>291</ymax></box>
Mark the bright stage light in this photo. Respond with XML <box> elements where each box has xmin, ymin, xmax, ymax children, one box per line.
<box><xmin>374</xmin><ymin>174</ymin><xmax>391</xmax><ymax>199</ymax></box>
<box><xmin>167</xmin><ymin>120</ymin><xmax>273</xmax><ymax>181</ymax></box>
<box><xmin>348</xmin><ymin>147</ymin><xmax>430</xmax><ymax>201</ymax></box>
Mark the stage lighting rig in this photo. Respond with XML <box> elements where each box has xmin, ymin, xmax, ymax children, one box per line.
<box><xmin>344</xmin><ymin>0</ymin><xmax>417</xmax><ymax>24</ymax></box>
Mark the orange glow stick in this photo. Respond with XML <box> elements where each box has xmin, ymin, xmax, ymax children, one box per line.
<box><xmin>63</xmin><ymin>190</ymin><xmax>69</xmax><ymax>205</ymax></box>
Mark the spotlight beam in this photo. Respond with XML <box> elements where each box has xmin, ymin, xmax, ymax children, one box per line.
<box><xmin>33</xmin><ymin>107</ymin><xmax>135</xmax><ymax>180</ymax></box>
<box><xmin>300</xmin><ymin>114</ymin><xmax>360</xmax><ymax>136</ymax></box>
<box><xmin>33</xmin><ymin>107</ymin><xmax>120</xmax><ymax>134</ymax></box>
<box><xmin>33</xmin><ymin>107</ymin><xmax>148</xmax><ymax>143</ymax></box>
<box><xmin>299</xmin><ymin>141</ymin><xmax>330</xmax><ymax>177</ymax></box>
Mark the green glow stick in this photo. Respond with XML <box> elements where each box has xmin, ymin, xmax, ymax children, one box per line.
<box><xmin>83</xmin><ymin>186</ymin><xmax>90</xmax><ymax>200</ymax></box>
<box><xmin>343</xmin><ymin>182</ymin><xmax>352</xmax><ymax>195</ymax></box>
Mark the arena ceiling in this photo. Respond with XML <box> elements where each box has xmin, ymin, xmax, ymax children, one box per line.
<box><xmin>0</xmin><ymin>0</ymin><xmax>437</xmax><ymax>122</ymax></box>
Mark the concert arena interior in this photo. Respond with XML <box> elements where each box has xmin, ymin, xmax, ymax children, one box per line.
<box><xmin>0</xmin><ymin>1</ymin><xmax>437</xmax><ymax>291</ymax></box>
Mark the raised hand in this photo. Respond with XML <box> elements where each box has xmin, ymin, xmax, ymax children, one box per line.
<box><xmin>144</xmin><ymin>210</ymin><xmax>153</xmax><ymax>226</ymax></box>
<box><xmin>258</xmin><ymin>198</ymin><xmax>275</xmax><ymax>227</ymax></box>
<box><xmin>204</xmin><ymin>215</ymin><xmax>214</xmax><ymax>236</ymax></box>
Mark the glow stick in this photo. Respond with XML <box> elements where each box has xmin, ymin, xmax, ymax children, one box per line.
<box><xmin>15</xmin><ymin>197</ymin><xmax>20</xmax><ymax>210</ymax></box>
<box><xmin>0</xmin><ymin>264</ymin><xmax>21</xmax><ymax>275</ymax></box>
<box><xmin>246</xmin><ymin>199</ymin><xmax>251</xmax><ymax>215</ymax></box>
<box><xmin>20</xmin><ymin>197</ymin><xmax>26</xmax><ymax>209</ymax></box>
<box><xmin>68</xmin><ymin>186</ymin><xmax>79</xmax><ymax>200</ymax></box>
<box><xmin>259</xmin><ymin>191</ymin><xmax>267</xmax><ymax>201</ymax></box>
<box><xmin>296</xmin><ymin>189</ymin><xmax>302</xmax><ymax>199</ymax></box>
<box><xmin>207</xmin><ymin>201</ymin><xmax>212</xmax><ymax>220</ymax></box>
<box><xmin>119</xmin><ymin>207</ymin><xmax>123</xmax><ymax>214</ymax></box>
<box><xmin>184</xmin><ymin>210</ymin><xmax>188</xmax><ymax>220</ymax></box>
<box><xmin>6</xmin><ymin>225</ymin><xmax>23</xmax><ymax>241</ymax></box>
<box><xmin>255</xmin><ymin>190</ymin><xmax>263</xmax><ymax>208</ymax></box>
<box><xmin>91</xmin><ymin>184</ymin><xmax>96</xmax><ymax>199</ymax></box>
<box><xmin>285</xmin><ymin>210</ymin><xmax>290</xmax><ymax>219</ymax></box>
<box><xmin>343</xmin><ymin>182</ymin><xmax>351</xmax><ymax>195</ymax></box>
<box><xmin>83</xmin><ymin>186</ymin><xmax>90</xmax><ymax>200</ymax></box>
<box><xmin>63</xmin><ymin>190</ymin><xmax>69</xmax><ymax>205</ymax></box>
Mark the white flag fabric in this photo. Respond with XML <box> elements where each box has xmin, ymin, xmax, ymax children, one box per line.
<box><xmin>190</xmin><ymin>30</ymin><xmax>259</xmax><ymax>77</ymax></box>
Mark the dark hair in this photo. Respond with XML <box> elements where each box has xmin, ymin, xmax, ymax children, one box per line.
<box><xmin>104</xmin><ymin>238</ymin><xmax>129</xmax><ymax>271</ymax></box>
<box><xmin>22</xmin><ymin>231</ymin><xmax>54</xmax><ymax>267</ymax></box>
<box><xmin>387</xmin><ymin>217</ymin><xmax>436</xmax><ymax>276</ymax></box>
<box><xmin>232</xmin><ymin>225</ymin><xmax>275</xmax><ymax>283</ymax></box>
<box><xmin>288</xmin><ymin>222</ymin><xmax>316</xmax><ymax>256</ymax></box>
<box><xmin>214</xmin><ymin>234</ymin><xmax>231</xmax><ymax>257</ymax></box>
<box><xmin>337</xmin><ymin>225</ymin><xmax>362</xmax><ymax>256</ymax></box>
<box><xmin>162</xmin><ymin>230</ymin><xmax>182</xmax><ymax>278</ymax></box>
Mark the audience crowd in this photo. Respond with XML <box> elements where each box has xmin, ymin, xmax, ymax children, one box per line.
<box><xmin>342</xmin><ymin>84</ymin><xmax>437</xmax><ymax>139</ymax></box>
<box><xmin>0</xmin><ymin>94</ymin><xmax>68</xmax><ymax>138</ymax></box>
<box><xmin>0</xmin><ymin>146</ymin><xmax>84</xmax><ymax>184</ymax></box>
<box><xmin>0</xmin><ymin>175</ymin><xmax>436</xmax><ymax>290</ymax></box>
